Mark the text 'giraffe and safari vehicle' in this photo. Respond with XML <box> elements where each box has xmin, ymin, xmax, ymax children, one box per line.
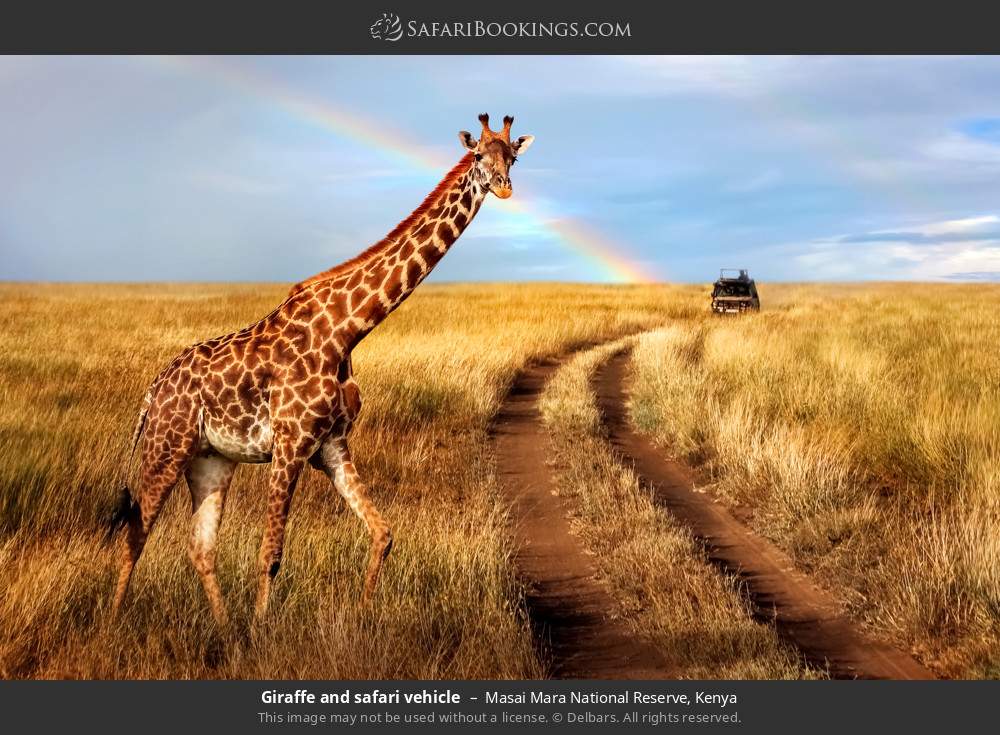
<box><xmin>110</xmin><ymin>114</ymin><xmax>534</xmax><ymax>625</ymax></box>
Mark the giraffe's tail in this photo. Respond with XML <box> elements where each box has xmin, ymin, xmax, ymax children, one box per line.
<box><xmin>107</xmin><ymin>485</ymin><xmax>138</xmax><ymax>542</ymax></box>
<box><xmin>129</xmin><ymin>384</ymin><xmax>155</xmax><ymax>456</ymax></box>
<box><xmin>107</xmin><ymin>381</ymin><xmax>156</xmax><ymax>543</ymax></box>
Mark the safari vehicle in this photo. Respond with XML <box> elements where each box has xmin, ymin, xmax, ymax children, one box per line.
<box><xmin>711</xmin><ymin>268</ymin><xmax>760</xmax><ymax>314</ymax></box>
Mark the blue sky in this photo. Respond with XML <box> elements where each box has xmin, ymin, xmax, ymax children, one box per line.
<box><xmin>3</xmin><ymin>55</ymin><xmax>1000</xmax><ymax>283</ymax></box>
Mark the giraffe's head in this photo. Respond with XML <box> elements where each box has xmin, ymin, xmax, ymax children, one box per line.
<box><xmin>458</xmin><ymin>113</ymin><xmax>534</xmax><ymax>199</ymax></box>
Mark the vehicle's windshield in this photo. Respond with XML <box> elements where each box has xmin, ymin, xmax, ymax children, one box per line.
<box><xmin>714</xmin><ymin>281</ymin><xmax>752</xmax><ymax>297</ymax></box>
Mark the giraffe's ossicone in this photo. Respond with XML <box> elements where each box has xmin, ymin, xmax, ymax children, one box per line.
<box><xmin>110</xmin><ymin>115</ymin><xmax>535</xmax><ymax>624</ymax></box>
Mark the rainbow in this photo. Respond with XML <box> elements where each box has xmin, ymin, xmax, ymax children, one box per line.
<box><xmin>143</xmin><ymin>56</ymin><xmax>656</xmax><ymax>283</ymax></box>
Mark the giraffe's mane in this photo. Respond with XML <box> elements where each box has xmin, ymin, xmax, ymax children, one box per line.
<box><xmin>289</xmin><ymin>153</ymin><xmax>476</xmax><ymax>295</ymax></box>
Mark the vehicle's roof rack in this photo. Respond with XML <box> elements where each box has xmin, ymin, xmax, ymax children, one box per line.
<box><xmin>719</xmin><ymin>268</ymin><xmax>750</xmax><ymax>280</ymax></box>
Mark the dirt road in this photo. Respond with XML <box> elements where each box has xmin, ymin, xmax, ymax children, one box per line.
<box><xmin>491</xmin><ymin>352</ymin><xmax>673</xmax><ymax>679</ymax></box>
<box><xmin>593</xmin><ymin>349</ymin><xmax>936</xmax><ymax>680</ymax></box>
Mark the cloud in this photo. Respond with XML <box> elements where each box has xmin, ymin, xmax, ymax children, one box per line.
<box><xmin>790</xmin><ymin>239</ymin><xmax>1000</xmax><ymax>281</ymax></box>
<box><xmin>923</xmin><ymin>132</ymin><xmax>1000</xmax><ymax>166</ymax></box>
<box><xmin>788</xmin><ymin>230</ymin><xmax>1000</xmax><ymax>280</ymax></box>
<box><xmin>835</xmin><ymin>215</ymin><xmax>1000</xmax><ymax>245</ymax></box>
<box><xmin>942</xmin><ymin>271</ymin><xmax>1000</xmax><ymax>281</ymax></box>
<box><xmin>918</xmin><ymin>214</ymin><xmax>1000</xmax><ymax>235</ymax></box>
<box><xmin>785</xmin><ymin>214</ymin><xmax>1000</xmax><ymax>280</ymax></box>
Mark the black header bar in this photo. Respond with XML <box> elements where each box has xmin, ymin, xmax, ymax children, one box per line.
<box><xmin>2</xmin><ymin>0</ymin><xmax>1000</xmax><ymax>54</ymax></box>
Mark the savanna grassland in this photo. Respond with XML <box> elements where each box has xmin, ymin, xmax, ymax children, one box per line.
<box><xmin>626</xmin><ymin>283</ymin><xmax>1000</xmax><ymax>678</ymax></box>
<box><xmin>0</xmin><ymin>281</ymin><xmax>694</xmax><ymax>679</ymax></box>
<box><xmin>0</xmin><ymin>281</ymin><xmax>996</xmax><ymax>679</ymax></box>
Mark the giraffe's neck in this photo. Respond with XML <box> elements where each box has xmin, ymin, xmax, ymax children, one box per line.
<box><xmin>360</xmin><ymin>155</ymin><xmax>487</xmax><ymax>321</ymax></box>
<box><xmin>296</xmin><ymin>153</ymin><xmax>488</xmax><ymax>340</ymax></box>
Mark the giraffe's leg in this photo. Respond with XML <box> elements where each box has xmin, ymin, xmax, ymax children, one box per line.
<box><xmin>112</xmin><ymin>448</ymin><xmax>193</xmax><ymax>615</ymax></box>
<box><xmin>312</xmin><ymin>435</ymin><xmax>393</xmax><ymax>603</ymax></box>
<box><xmin>112</xmin><ymin>391</ymin><xmax>201</xmax><ymax>616</ymax></box>
<box><xmin>254</xmin><ymin>436</ymin><xmax>310</xmax><ymax>619</ymax></box>
<box><xmin>185</xmin><ymin>452</ymin><xmax>236</xmax><ymax>626</ymax></box>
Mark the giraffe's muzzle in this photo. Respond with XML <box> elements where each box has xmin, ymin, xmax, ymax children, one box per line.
<box><xmin>491</xmin><ymin>174</ymin><xmax>512</xmax><ymax>199</ymax></box>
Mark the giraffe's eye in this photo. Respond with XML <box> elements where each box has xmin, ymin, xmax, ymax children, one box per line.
<box><xmin>474</xmin><ymin>153</ymin><xmax>483</xmax><ymax>161</ymax></box>
<box><xmin>511</xmin><ymin>157</ymin><xmax>517</xmax><ymax>165</ymax></box>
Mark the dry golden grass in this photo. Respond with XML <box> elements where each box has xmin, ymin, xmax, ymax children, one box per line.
<box><xmin>0</xmin><ymin>281</ymin><xmax>683</xmax><ymax>679</ymax></box>
<box><xmin>539</xmin><ymin>336</ymin><xmax>819</xmax><ymax>679</ymax></box>
<box><xmin>629</xmin><ymin>283</ymin><xmax>1000</xmax><ymax>678</ymax></box>
<box><xmin>2</xmin><ymin>281</ymin><xmax>993</xmax><ymax>679</ymax></box>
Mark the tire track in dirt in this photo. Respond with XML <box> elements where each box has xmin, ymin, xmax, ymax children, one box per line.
<box><xmin>594</xmin><ymin>348</ymin><xmax>936</xmax><ymax>680</ymax></box>
<box><xmin>491</xmin><ymin>349</ymin><xmax>674</xmax><ymax>679</ymax></box>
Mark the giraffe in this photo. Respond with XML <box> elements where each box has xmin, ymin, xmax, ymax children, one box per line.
<box><xmin>110</xmin><ymin>114</ymin><xmax>535</xmax><ymax>625</ymax></box>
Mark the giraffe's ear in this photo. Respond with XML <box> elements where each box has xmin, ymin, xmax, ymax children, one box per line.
<box><xmin>512</xmin><ymin>135</ymin><xmax>535</xmax><ymax>155</ymax></box>
<box><xmin>458</xmin><ymin>131</ymin><xmax>478</xmax><ymax>151</ymax></box>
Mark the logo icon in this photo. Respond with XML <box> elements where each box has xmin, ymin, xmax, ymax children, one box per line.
<box><xmin>370</xmin><ymin>12</ymin><xmax>403</xmax><ymax>42</ymax></box>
